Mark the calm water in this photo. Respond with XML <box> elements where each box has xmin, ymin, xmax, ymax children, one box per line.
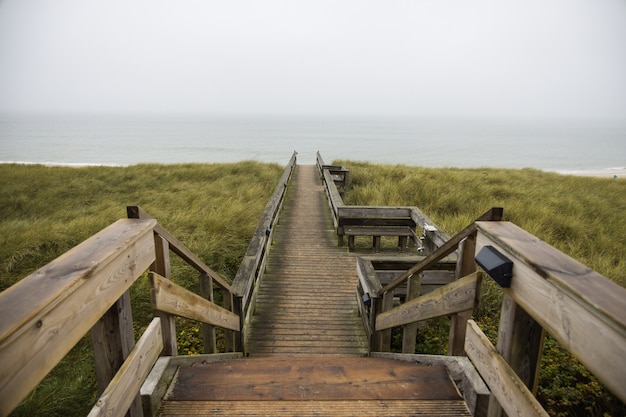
<box><xmin>1</xmin><ymin>113</ymin><xmax>625</xmax><ymax>175</ymax></box>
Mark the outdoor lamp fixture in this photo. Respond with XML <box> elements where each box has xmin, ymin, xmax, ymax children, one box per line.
<box><xmin>362</xmin><ymin>292</ymin><xmax>371</xmax><ymax>309</ymax></box>
<box><xmin>475</xmin><ymin>245</ymin><xmax>513</xmax><ymax>288</ymax></box>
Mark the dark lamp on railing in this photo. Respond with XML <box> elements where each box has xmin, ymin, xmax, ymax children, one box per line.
<box><xmin>475</xmin><ymin>245</ymin><xmax>513</xmax><ymax>288</ymax></box>
<box><xmin>362</xmin><ymin>292</ymin><xmax>371</xmax><ymax>308</ymax></box>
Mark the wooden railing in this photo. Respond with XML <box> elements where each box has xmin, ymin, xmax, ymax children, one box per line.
<box><xmin>231</xmin><ymin>151</ymin><xmax>297</xmax><ymax>352</ymax></box>
<box><xmin>0</xmin><ymin>207</ymin><xmax>241</xmax><ymax>417</ymax></box>
<box><xmin>351</xmin><ymin>204</ymin><xmax>626</xmax><ymax>416</ymax></box>
<box><xmin>359</xmin><ymin>207</ymin><xmax>503</xmax><ymax>355</ymax></box>
<box><xmin>467</xmin><ymin>221</ymin><xmax>626</xmax><ymax>416</ymax></box>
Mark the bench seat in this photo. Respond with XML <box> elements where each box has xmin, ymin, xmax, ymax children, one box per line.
<box><xmin>344</xmin><ymin>226</ymin><xmax>418</xmax><ymax>252</ymax></box>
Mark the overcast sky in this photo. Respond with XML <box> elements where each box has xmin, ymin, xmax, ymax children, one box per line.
<box><xmin>1</xmin><ymin>0</ymin><xmax>625</xmax><ymax>122</ymax></box>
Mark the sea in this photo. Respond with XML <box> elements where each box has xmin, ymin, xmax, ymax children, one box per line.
<box><xmin>1</xmin><ymin>113</ymin><xmax>625</xmax><ymax>176</ymax></box>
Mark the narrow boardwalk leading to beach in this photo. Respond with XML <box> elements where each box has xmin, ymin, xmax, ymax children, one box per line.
<box><xmin>246</xmin><ymin>164</ymin><xmax>369</xmax><ymax>356</ymax></box>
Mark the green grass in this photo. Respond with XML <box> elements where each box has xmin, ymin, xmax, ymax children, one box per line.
<box><xmin>337</xmin><ymin>161</ymin><xmax>626</xmax><ymax>417</ymax></box>
<box><xmin>2</xmin><ymin>161</ymin><xmax>625</xmax><ymax>416</ymax></box>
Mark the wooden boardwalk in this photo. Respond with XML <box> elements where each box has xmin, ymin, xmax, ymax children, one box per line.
<box><xmin>246</xmin><ymin>164</ymin><xmax>368</xmax><ymax>356</ymax></box>
<box><xmin>153</xmin><ymin>164</ymin><xmax>472</xmax><ymax>416</ymax></box>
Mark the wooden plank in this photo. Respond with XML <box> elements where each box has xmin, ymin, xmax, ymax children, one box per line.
<box><xmin>165</xmin><ymin>356</ymin><xmax>463</xmax><ymax>401</ymax></box>
<box><xmin>141</xmin><ymin>353</ymin><xmax>243</xmax><ymax>417</ymax></box>
<box><xmin>372</xmin><ymin>352</ymin><xmax>490</xmax><ymax>417</ymax></box>
<box><xmin>338</xmin><ymin>206</ymin><xmax>414</xmax><ymax>219</ymax></box>
<box><xmin>376</xmin><ymin>272</ymin><xmax>480</xmax><ymax>331</ymax></box>
<box><xmin>0</xmin><ymin>219</ymin><xmax>156</xmax><ymax>417</ymax></box>
<box><xmin>465</xmin><ymin>320</ymin><xmax>549</xmax><ymax>417</ymax></box>
<box><xmin>150</xmin><ymin>272</ymin><xmax>240</xmax><ymax>331</ymax></box>
<box><xmin>158</xmin><ymin>400</ymin><xmax>471</xmax><ymax>416</ymax></box>
<box><xmin>88</xmin><ymin>318</ymin><xmax>163</xmax><ymax>417</ymax></box>
<box><xmin>476</xmin><ymin>221</ymin><xmax>626</xmax><ymax>403</ymax></box>
<box><xmin>0</xmin><ymin>218</ymin><xmax>155</xmax><ymax>343</ymax></box>
<box><xmin>488</xmin><ymin>293</ymin><xmax>545</xmax><ymax>417</ymax></box>
<box><xmin>344</xmin><ymin>226</ymin><xmax>415</xmax><ymax>236</ymax></box>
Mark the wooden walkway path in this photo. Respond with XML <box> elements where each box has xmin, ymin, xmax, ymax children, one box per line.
<box><xmin>247</xmin><ymin>164</ymin><xmax>368</xmax><ymax>356</ymax></box>
<box><xmin>157</xmin><ymin>165</ymin><xmax>472</xmax><ymax>416</ymax></box>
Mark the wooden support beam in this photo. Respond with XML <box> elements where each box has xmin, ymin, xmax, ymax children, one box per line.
<box><xmin>465</xmin><ymin>320</ymin><xmax>549</xmax><ymax>417</ymax></box>
<box><xmin>199</xmin><ymin>272</ymin><xmax>216</xmax><ymax>354</ymax></box>
<box><xmin>90</xmin><ymin>291</ymin><xmax>142</xmax><ymax>417</ymax></box>
<box><xmin>151</xmin><ymin>233</ymin><xmax>177</xmax><ymax>356</ymax></box>
<box><xmin>88</xmin><ymin>318</ymin><xmax>163</xmax><ymax>417</ymax></box>
<box><xmin>402</xmin><ymin>273</ymin><xmax>421</xmax><ymax>354</ymax></box>
<box><xmin>376</xmin><ymin>272</ymin><xmax>480</xmax><ymax>331</ymax></box>
<box><xmin>150</xmin><ymin>273</ymin><xmax>240</xmax><ymax>331</ymax></box>
<box><xmin>488</xmin><ymin>294</ymin><xmax>545</xmax><ymax>417</ymax></box>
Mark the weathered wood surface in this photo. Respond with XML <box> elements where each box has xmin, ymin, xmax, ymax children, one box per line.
<box><xmin>150</xmin><ymin>272</ymin><xmax>240</xmax><ymax>331</ymax></box>
<box><xmin>465</xmin><ymin>320</ymin><xmax>549</xmax><ymax>417</ymax></box>
<box><xmin>246</xmin><ymin>164</ymin><xmax>368</xmax><ymax>356</ymax></box>
<box><xmin>0</xmin><ymin>219</ymin><xmax>156</xmax><ymax>416</ymax></box>
<box><xmin>376</xmin><ymin>272</ymin><xmax>480</xmax><ymax>331</ymax></box>
<box><xmin>159</xmin><ymin>356</ymin><xmax>471</xmax><ymax>416</ymax></box>
<box><xmin>476</xmin><ymin>221</ymin><xmax>626</xmax><ymax>404</ymax></box>
<box><xmin>88</xmin><ymin>318</ymin><xmax>163</xmax><ymax>417</ymax></box>
<box><xmin>372</xmin><ymin>352</ymin><xmax>490</xmax><ymax>417</ymax></box>
<box><xmin>158</xmin><ymin>400</ymin><xmax>471</xmax><ymax>416</ymax></box>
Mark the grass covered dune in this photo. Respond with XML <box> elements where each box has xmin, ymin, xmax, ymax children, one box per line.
<box><xmin>1</xmin><ymin>161</ymin><xmax>625</xmax><ymax>416</ymax></box>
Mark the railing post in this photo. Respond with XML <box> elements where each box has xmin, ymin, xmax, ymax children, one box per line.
<box><xmin>199</xmin><ymin>272</ymin><xmax>216</xmax><ymax>354</ymax></box>
<box><xmin>127</xmin><ymin>206</ymin><xmax>178</xmax><ymax>356</ymax></box>
<box><xmin>402</xmin><ymin>274</ymin><xmax>421</xmax><ymax>353</ymax></box>
<box><xmin>233</xmin><ymin>296</ymin><xmax>245</xmax><ymax>353</ymax></box>
<box><xmin>151</xmin><ymin>233</ymin><xmax>178</xmax><ymax>356</ymax></box>
<box><xmin>223</xmin><ymin>289</ymin><xmax>236</xmax><ymax>352</ymax></box>
<box><xmin>449</xmin><ymin>234</ymin><xmax>479</xmax><ymax>356</ymax></box>
<box><xmin>487</xmin><ymin>293</ymin><xmax>545</xmax><ymax>417</ymax></box>
<box><xmin>373</xmin><ymin>290</ymin><xmax>394</xmax><ymax>352</ymax></box>
<box><xmin>90</xmin><ymin>291</ymin><xmax>143</xmax><ymax>417</ymax></box>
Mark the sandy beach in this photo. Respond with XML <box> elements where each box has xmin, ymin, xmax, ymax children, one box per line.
<box><xmin>556</xmin><ymin>168</ymin><xmax>624</xmax><ymax>179</ymax></box>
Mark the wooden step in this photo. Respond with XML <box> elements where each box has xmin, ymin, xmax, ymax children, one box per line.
<box><xmin>158</xmin><ymin>356</ymin><xmax>472</xmax><ymax>417</ymax></box>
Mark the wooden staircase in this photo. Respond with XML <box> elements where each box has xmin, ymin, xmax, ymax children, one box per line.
<box><xmin>158</xmin><ymin>356</ymin><xmax>471</xmax><ymax>416</ymax></box>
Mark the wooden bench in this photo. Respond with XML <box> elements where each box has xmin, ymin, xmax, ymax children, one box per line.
<box><xmin>344</xmin><ymin>225</ymin><xmax>419</xmax><ymax>252</ymax></box>
<box><xmin>337</xmin><ymin>207</ymin><xmax>420</xmax><ymax>253</ymax></box>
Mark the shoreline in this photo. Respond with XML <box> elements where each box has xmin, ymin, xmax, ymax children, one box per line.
<box><xmin>1</xmin><ymin>160</ymin><xmax>624</xmax><ymax>179</ymax></box>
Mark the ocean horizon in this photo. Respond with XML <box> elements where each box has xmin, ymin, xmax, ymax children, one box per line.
<box><xmin>1</xmin><ymin>113</ymin><xmax>625</xmax><ymax>176</ymax></box>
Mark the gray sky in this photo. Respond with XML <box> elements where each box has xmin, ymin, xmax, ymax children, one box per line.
<box><xmin>1</xmin><ymin>0</ymin><xmax>625</xmax><ymax>121</ymax></box>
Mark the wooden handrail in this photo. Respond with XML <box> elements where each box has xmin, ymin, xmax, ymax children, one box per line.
<box><xmin>380</xmin><ymin>207</ymin><xmax>503</xmax><ymax>294</ymax></box>
<box><xmin>375</xmin><ymin>271</ymin><xmax>481</xmax><ymax>331</ymax></box>
<box><xmin>475</xmin><ymin>221</ymin><xmax>626</xmax><ymax>404</ymax></box>
<box><xmin>127</xmin><ymin>205</ymin><xmax>232</xmax><ymax>292</ymax></box>
<box><xmin>231</xmin><ymin>152</ymin><xmax>297</xmax><ymax>350</ymax></box>
<box><xmin>0</xmin><ymin>218</ymin><xmax>157</xmax><ymax>416</ymax></box>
